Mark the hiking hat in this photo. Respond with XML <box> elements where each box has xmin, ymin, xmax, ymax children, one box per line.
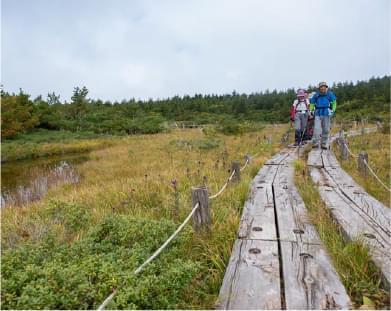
<box><xmin>318</xmin><ymin>81</ymin><xmax>328</xmax><ymax>88</ymax></box>
<box><xmin>297</xmin><ymin>89</ymin><xmax>306</xmax><ymax>98</ymax></box>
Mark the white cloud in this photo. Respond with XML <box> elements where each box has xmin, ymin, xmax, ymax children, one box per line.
<box><xmin>2</xmin><ymin>0</ymin><xmax>390</xmax><ymax>101</ymax></box>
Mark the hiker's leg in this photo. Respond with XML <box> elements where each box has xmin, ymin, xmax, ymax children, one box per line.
<box><xmin>294</xmin><ymin>114</ymin><xmax>301</xmax><ymax>144</ymax></box>
<box><xmin>312</xmin><ymin>116</ymin><xmax>321</xmax><ymax>146</ymax></box>
<box><xmin>321</xmin><ymin>116</ymin><xmax>331</xmax><ymax>148</ymax></box>
<box><xmin>301</xmin><ymin>113</ymin><xmax>308</xmax><ymax>142</ymax></box>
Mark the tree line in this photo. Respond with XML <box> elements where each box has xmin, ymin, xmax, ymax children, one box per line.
<box><xmin>1</xmin><ymin>76</ymin><xmax>390</xmax><ymax>139</ymax></box>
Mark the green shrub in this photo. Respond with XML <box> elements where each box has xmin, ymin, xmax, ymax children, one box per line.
<box><xmin>45</xmin><ymin>200</ymin><xmax>90</xmax><ymax>233</ymax></box>
<box><xmin>1</xmin><ymin>215</ymin><xmax>200</xmax><ymax>309</ymax></box>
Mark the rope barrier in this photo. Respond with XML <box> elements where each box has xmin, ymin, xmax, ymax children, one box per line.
<box><xmin>240</xmin><ymin>158</ymin><xmax>249</xmax><ymax>171</ymax></box>
<box><xmin>362</xmin><ymin>159</ymin><xmax>391</xmax><ymax>193</ymax></box>
<box><xmin>343</xmin><ymin>141</ymin><xmax>359</xmax><ymax>158</ymax></box>
<box><xmin>97</xmin><ymin>202</ymin><xmax>200</xmax><ymax>310</ymax></box>
<box><xmin>208</xmin><ymin>170</ymin><xmax>236</xmax><ymax>199</ymax></box>
<box><xmin>98</xmin><ymin>146</ymin><xmax>264</xmax><ymax>309</ymax></box>
<box><xmin>339</xmin><ymin>133</ymin><xmax>390</xmax><ymax>193</ymax></box>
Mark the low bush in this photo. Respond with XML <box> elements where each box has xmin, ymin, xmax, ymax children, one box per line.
<box><xmin>1</xmin><ymin>214</ymin><xmax>200</xmax><ymax>309</ymax></box>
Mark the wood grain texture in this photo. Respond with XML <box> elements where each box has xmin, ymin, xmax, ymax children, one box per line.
<box><xmin>308</xmin><ymin>149</ymin><xmax>323</xmax><ymax>167</ymax></box>
<box><xmin>275</xmin><ymin>153</ymin><xmax>351</xmax><ymax>309</ymax></box>
<box><xmin>309</xmin><ymin>153</ymin><xmax>391</xmax><ymax>286</ymax></box>
<box><xmin>280</xmin><ymin>241</ymin><xmax>352</xmax><ymax>310</ymax></box>
<box><xmin>220</xmin><ymin>148</ymin><xmax>351</xmax><ymax>309</ymax></box>
<box><xmin>217</xmin><ymin>239</ymin><xmax>281</xmax><ymax>310</ymax></box>
<box><xmin>265</xmin><ymin>151</ymin><xmax>290</xmax><ymax>165</ymax></box>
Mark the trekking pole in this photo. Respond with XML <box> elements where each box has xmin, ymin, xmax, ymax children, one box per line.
<box><xmin>297</xmin><ymin>113</ymin><xmax>310</xmax><ymax>156</ymax></box>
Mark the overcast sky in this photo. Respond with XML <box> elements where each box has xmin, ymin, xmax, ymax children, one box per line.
<box><xmin>2</xmin><ymin>0</ymin><xmax>390</xmax><ymax>102</ymax></box>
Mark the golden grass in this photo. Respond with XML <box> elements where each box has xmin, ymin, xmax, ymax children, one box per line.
<box><xmin>334</xmin><ymin>131</ymin><xmax>390</xmax><ymax>207</ymax></box>
<box><xmin>2</xmin><ymin>125</ymin><xmax>287</xmax><ymax>308</ymax></box>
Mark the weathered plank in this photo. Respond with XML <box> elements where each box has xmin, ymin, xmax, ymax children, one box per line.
<box><xmin>238</xmin><ymin>184</ymin><xmax>277</xmax><ymax>240</ymax></box>
<box><xmin>217</xmin><ymin>239</ymin><xmax>281</xmax><ymax>310</ymax></box>
<box><xmin>280</xmin><ymin>241</ymin><xmax>352</xmax><ymax>310</ymax></box>
<box><xmin>310</xmin><ymin>166</ymin><xmax>391</xmax><ymax>286</ymax></box>
<box><xmin>308</xmin><ymin>149</ymin><xmax>323</xmax><ymax>167</ymax></box>
<box><xmin>321</xmin><ymin>150</ymin><xmax>340</xmax><ymax>168</ymax></box>
<box><xmin>273</xmin><ymin>161</ymin><xmax>321</xmax><ymax>244</ymax></box>
<box><xmin>265</xmin><ymin>151</ymin><xmax>290</xmax><ymax>165</ymax></box>
<box><xmin>238</xmin><ymin>164</ymin><xmax>279</xmax><ymax>240</ymax></box>
<box><xmin>252</xmin><ymin>163</ymin><xmax>279</xmax><ymax>185</ymax></box>
<box><xmin>273</xmin><ymin>154</ymin><xmax>351</xmax><ymax>309</ymax></box>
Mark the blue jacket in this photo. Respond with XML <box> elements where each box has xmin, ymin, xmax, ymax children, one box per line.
<box><xmin>310</xmin><ymin>91</ymin><xmax>337</xmax><ymax>116</ymax></box>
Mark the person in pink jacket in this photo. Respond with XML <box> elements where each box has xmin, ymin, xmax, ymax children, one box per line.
<box><xmin>290</xmin><ymin>89</ymin><xmax>310</xmax><ymax>146</ymax></box>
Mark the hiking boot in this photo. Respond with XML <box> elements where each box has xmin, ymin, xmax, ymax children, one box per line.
<box><xmin>321</xmin><ymin>145</ymin><xmax>329</xmax><ymax>150</ymax></box>
<box><xmin>312</xmin><ymin>144</ymin><xmax>319</xmax><ymax>149</ymax></box>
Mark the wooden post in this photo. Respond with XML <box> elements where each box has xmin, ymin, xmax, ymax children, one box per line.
<box><xmin>340</xmin><ymin>139</ymin><xmax>348</xmax><ymax>160</ymax></box>
<box><xmin>191</xmin><ymin>187</ymin><xmax>210</xmax><ymax>232</ymax></box>
<box><xmin>361</xmin><ymin>125</ymin><xmax>365</xmax><ymax>136</ymax></box>
<box><xmin>231</xmin><ymin>161</ymin><xmax>241</xmax><ymax>182</ymax></box>
<box><xmin>245</xmin><ymin>154</ymin><xmax>251</xmax><ymax>165</ymax></box>
<box><xmin>358</xmin><ymin>152</ymin><xmax>368</xmax><ymax>176</ymax></box>
<box><xmin>339</xmin><ymin>129</ymin><xmax>344</xmax><ymax>139</ymax></box>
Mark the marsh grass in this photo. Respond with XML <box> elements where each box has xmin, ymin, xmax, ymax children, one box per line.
<box><xmin>294</xmin><ymin>158</ymin><xmax>390</xmax><ymax>309</ymax></box>
<box><xmin>1</xmin><ymin>129</ymin><xmax>118</xmax><ymax>162</ymax></box>
<box><xmin>2</xmin><ymin>125</ymin><xmax>287</xmax><ymax>309</ymax></box>
<box><xmin>334</xmin><ymin>131</ymin><xmax>390</xmax><ymax>206</ymax></box>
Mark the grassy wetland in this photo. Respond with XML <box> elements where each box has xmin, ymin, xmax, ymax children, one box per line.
<box><xmin>294</xmin><ymin>151</ymin><xmax>390</xmax><ymax>309</ymax></box>
<box><xmin>334</xmin><ymin>128</ymin><xmax>390</xmax><ymax>207</ymax></box>
<box><xmin>1</xmin><ymin>124</ymin><xmax>288</xmax><ymax>309</ymax></box>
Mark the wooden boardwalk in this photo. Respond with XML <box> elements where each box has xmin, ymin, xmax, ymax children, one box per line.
<box><xmin>217</xmin><ymin>149</ymin><xmax>351</xmax><ymax>310</ymax></box>
<box><xmin>308</xmin><ymin>148</ymin><xmax>391</xmax><ymax>286</ymax></box>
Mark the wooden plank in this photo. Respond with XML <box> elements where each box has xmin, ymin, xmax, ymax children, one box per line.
<box><xmin>265</xmin><ymin>151</ymin><xmax>289</xmax><ymax>165</ymax></box>
<box><xmin>252</xmin><ymin>163</ymin><xmax>279</xmax><ymax>185</ymax></box>
<box><xmin>273</xmin><ymin>162</ymin><xmax>321</xmax><ymax>244</ymax></box>
<box><xmin>239</xmin><ymin>163</ymin><xmax>279</xmax><ymax>240</ymax></box>
<box><xmin>272</xmin><ymin>156</ymin><xmax>351</xmax><ymax>309</ymax></box>
<box><xmin>238</xmin><ymin>184</ymin><xmax>277</xmax><ymax>240</ymax></box>
<box><xmin>310</xmin><ymin>167</ymin><xmax>391</xmax><ymax>285</ymax></box>
<box><xmin>280</xmin><ymin>241</ymin><xmax>351</xmax><ymax>310</ymax></box>
<box><xmin>308</xmin><ymin>149</ymin><xmax>323</xmax><ymax>167</ymax></box>
<box><xmin>217</xmin><ymin>239</ymin><xmax>281</xmax><ymax>310</ymax></box>
<box><xmin>321</xmin><ymin>150</ymin><xmax>340</xmax><ymax>168</ymax></box>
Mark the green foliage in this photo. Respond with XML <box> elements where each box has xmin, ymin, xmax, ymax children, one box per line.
<box><xmin>217</xmin><ymin>118</ymin><xmax>243</xmax><ymax>135</ymax></box>
<box><xmin>1</xmin><ymin>214</ymin><xmax>200</xmax><ymax>309</ymax></box>
<box><xmin>1</xmin><ymin>76</ymin><xmax>389</xmax><ymax>139</ymax></box>
<box><xmin>217</xmin><ymin>118</ymin><xmax>265</xmax><ymax>135</ymax></box>
<box><xmin>1</xmin><ymin>91</ymin><xmax>39</xmax><ymax>138</ymax></box>
<box><xmin>169</xmin><ymin>138</ymin><xmax>221</xmax><ymax>150</ymax></box>
<box><xmin>1</xmin><ymin>129</ymin><xmax>114</xmax><ymax>162</ymax></box>
<box><xmin>45</xmin><ymin>200</ymin><xmax>90</xmax><ymax>233</ymax></box>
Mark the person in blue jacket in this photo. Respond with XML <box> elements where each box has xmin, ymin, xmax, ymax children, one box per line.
<box><xmin>309</xmin><ymin>82</ymin><xmax>337</xmax><ymax>149</ymax></box>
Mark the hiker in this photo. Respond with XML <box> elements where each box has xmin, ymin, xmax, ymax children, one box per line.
<box><xmin>309</xmin><ymin>82</ymin><xmax>337</xmax><ymax>149</ymax></box>
<box><xmin>303</xmin><ymin>91</ymin><xmax>316</xmax><ymax>141</ymax></box>
<box><xmin>290</xmin><ymin>89</ymin><xmax>310</xmax><ymax>146</ymax></box>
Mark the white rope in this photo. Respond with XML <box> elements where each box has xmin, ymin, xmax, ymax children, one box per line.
<box><xmin>240</xmin><ymin>158</ymin><xmax>249</xmax><ymax>171</ymax></box>
<box><xmin>340</xmin><ymin>137</ymin><xmax>390</xmax><ymax>192</ymax></box>
<box><xmin>362</xmin><ymin>159</ymin><xmax>391</xmax><ymax>193</ymax></box>
<box><xmin>343</xmin><ymin>141</ymin><xmax>359</xmax><ymax>158</ymax></box>
<box><xmin>208</xmin><ymin>170</ymin><xmax>236</xmax><ymax>199</ymax></box>
<box><xmin>97</xmin><ymin>202</ymin><xmax>200</xmax><ymax>310</ymax></box>
<box><xmin>99</xmin><ymin>151</ymin><xmax>256</xmax><ymax>309</ymax></box>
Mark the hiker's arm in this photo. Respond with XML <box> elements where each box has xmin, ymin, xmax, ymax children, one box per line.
<box><xmin>290</xmin><ymin>102</ymin><xmax>296</xmax><ymax>121</ymax></box>
<box><xmin>331</xmin><ymin>100</ymin><xmax>337</xmax><ymax>112</ymax></box>
<box><xmin>330</xmin><ymin>92</ymin><xmax>337</xmax><ymax>112</ymax></box>
<box><xmin>309</xmin><ymin>97</ymin><xmax>315</xmax><ymax>112</ymax></box>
